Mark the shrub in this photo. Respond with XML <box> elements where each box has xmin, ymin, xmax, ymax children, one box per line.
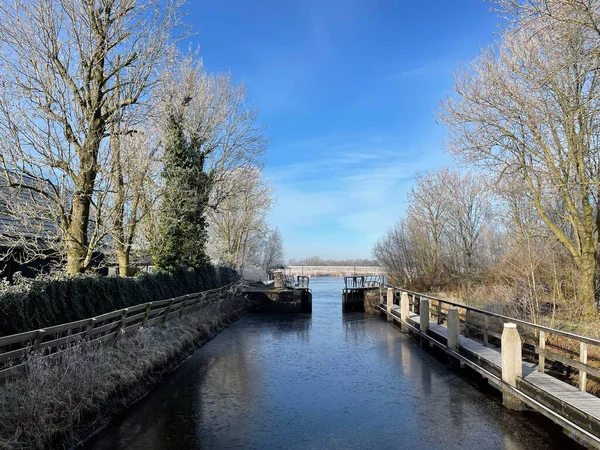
<box><xmin>0</xmin><ymin>265</ymin><xmax>238</xmax><ymax>336</ymax></box>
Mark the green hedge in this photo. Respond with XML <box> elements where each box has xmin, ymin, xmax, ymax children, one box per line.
<box><xmin>0</xmin><ymin>265</ymin><xmax>238</xmax><ymax>336</ymax></box>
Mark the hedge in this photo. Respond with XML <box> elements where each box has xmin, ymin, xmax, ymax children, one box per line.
<box><xmin>0</xmin><ymin>265</ymin><xmax>238</xmax><ymax>336</ymax></box>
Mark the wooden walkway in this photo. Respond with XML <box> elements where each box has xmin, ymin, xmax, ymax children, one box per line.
<box><xmin>385</xmin><ymin>305</ymin><xmax>600</xmax><ymax>448</ymax></box>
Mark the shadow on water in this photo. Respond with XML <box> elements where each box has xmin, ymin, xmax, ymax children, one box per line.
<box><xmin>85</xmin><ymin>277</ymin><xmax>584</xmax><ymax>450</ymax></box>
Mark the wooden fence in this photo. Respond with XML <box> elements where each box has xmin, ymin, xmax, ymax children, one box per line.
<box><xmin>383</xmin><ymin>285</ymin><xmax>600</xmax><ymax>393</ymax></box>
<box><xmin>0</xmin><ymin>283</ymin><xmax>236</xmax><ymax>381</ymax></box>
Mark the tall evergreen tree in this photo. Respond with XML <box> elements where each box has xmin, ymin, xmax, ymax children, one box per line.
<box><xmin>153</xmin><ymin>109</ymin><xmax>212</xmax><ymax>271</ymax></box>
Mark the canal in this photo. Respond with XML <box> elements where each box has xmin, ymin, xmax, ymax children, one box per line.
<box><xmin>86</xmin><ymin>277</ymin><xmax>580</xmax><ymax>449</ymax></box>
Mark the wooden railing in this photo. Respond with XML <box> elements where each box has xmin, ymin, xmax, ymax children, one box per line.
<box><xmin>383</xmin><ymin>285</ymin><xmax>600</xmax><ymax>393</ymax></box>
<box><xmin>296</xmin><ymin>276</ymin><xmax>310</xmax><ymax>288</ymax></box>
<box><xmin>281</xmin><ymin>275</ymin><xmax>310</xmax><ymax>289</ymax></box>
<box><xmin>282</xmin><ymin>275</ymin><xmax>296</xmax><ymax>289</ymax></box>
<box><xmin>0</xmin><ymin>283</ymin><xmax>236</xmax><ymax>381</ymax></box>
<box><xmin>344</xmin><ymin>275</ymin><xmax>382</xmax><ymax>289</ymax></box>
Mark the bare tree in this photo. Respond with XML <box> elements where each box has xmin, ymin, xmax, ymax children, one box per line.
<box><xmin>207</xmin><ymin>168</ymin><xmax>273</xmax><ymax>272</ymax></box>
<box><xmin>406</xmin><ymin>168</ymin><xmax>451</xmax><ymax>277</ymax></box>
<box><xmin>260</xmin><ymin>227</ymin><xmax>284</xmax><ymax>272</ymax></box>
<box><xmin>156</xmin><ymin>54</ymin><xmax>267</xmax><ymax>207</ymax></box>
<box><xmin>373</xmin><ymin>220</ymin><xmax>420</xmax><ymax>286</ymax></box>
<box><xmin>439</xmin><ymin>9</ymin><xmax>600</xmax><ymax>313</ymax></box>
<box><xmin>494</xmin><ymin>0</ymin><xmax>600</xmax><ymax>47</ymax></box>
<box><xmin>0</xmin><ymin>0</ymin><xmax>183</xmax><ymax>274</ymax></box>
<box><xmin>107</xmin><ymin>125</ymin><xmax>161</xmax><ymax>275</ymax></box>
<box><xmin>445</xmin><ymin>171</ymin><xmax>492</xmax><ymax>277</ymax></box>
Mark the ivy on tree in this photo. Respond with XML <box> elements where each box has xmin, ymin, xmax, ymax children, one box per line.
<box><xmin>154</xmin><ymin>109</ymin><xmax>212</xmax><ymax>271</ymax></box>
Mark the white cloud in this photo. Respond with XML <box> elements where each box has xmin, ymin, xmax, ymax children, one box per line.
<box><xmin>265</xmin><ymin>135</ymin><xmax>452</xmax><ymax>259</ymax></box>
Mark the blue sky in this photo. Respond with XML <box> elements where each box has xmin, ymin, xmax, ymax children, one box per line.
<box><xmin>187</xmin><ymin>0</ymin><xmax>499</xmax><ymax>260</ymax></box>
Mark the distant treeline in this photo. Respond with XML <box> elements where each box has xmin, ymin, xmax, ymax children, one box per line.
<box><xmin>287</xmin><ymin>256</ymin><xmax>378</xmax><ymax>267</ymax></box>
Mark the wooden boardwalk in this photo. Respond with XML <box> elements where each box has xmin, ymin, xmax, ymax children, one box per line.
<box><xmin>384</xmin><ymin>304</ymin><xmax>600</xmax><ymax>448</ymax></box>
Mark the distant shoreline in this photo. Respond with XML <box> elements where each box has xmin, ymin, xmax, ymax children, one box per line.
<box><xmin>287</xmin><ymin>265</ymin><xmax>382</xmax><ymax>278</ymax></box>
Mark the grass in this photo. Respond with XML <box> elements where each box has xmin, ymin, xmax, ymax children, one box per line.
<box><xmin>0</xmin><ymin>289</ymin><xmax>250</xmax><ymax>450</ymax></box>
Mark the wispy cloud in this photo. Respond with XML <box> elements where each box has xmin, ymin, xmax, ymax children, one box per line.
<box><xmin>384</xmin><ymin>65</ymin><xmax>434</xmax><ymax>80</ymax></box>
<box><xmin>265</xmin><ymin>133</ymin><xmax>451</xmax><ymax>259</ymax></box>
<box><xmin>383</xmin><ymin>60</ymin><xmax>456</xmax><ymax>81</ymax></box>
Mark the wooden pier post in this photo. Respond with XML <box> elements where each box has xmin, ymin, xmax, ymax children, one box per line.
<box><xmin>420</xmin><ymin>298</ymin><xmax>429</xmax><ymax>333</ymax></box>
<box><xmin>447</xmin><ymin>307</ymin><xmax>460</xmax><ymax>351</ymax></box>
<box><xmin>386</xmin><ymin>288</ymin><xmax>394</xmax><ymax>322</ymax></box>
<box><xmin>580</xmin><ymin>342</ymin><xmax>588</xmax><ymax>392</ymax></box>
<box><xmin>400</xmin><ymin>292</ymin><xmax>409</xmax><ymax>331</ymax></box>
<box><xmin>420</xmin><ymin>298</ymin><xmax>430</xmax><ymax>347</ymax></box>
<box><xmin>501</xmin><ymin>323</ymin><xmax>524</xmax><ymax>410</ymax></box>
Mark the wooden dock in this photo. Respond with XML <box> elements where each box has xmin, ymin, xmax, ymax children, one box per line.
<box><xmin>378</xmin><ymin>289</ymin><xmax>600</xmax><ymax>449</ymax></box>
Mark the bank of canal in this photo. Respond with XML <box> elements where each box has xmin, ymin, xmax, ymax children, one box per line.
<box><xmin>85</xmin><ymin>277</ymin><xmax>581</xmax><ymax>449</ymax></box>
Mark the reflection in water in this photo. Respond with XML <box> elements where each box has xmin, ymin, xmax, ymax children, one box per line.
<box><xmin>343</xmin><ymin>313</ymin><xmax>367</xmax><ymax>344</ymax></box>
<box><xmin>86</xmin><ymin>277</ymin><xmax>583</xmax><ymax>450</ymax></box>
<box><xmin>419</xmin><ymin>353</ymin><xmax>432</xmax><ymax>397</ymax></box>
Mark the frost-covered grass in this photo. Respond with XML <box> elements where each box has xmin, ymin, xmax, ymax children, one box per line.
<box><xmin>0</xmin><ymin>293</ymin><xmax>249</xmax><ymax>450</ymax></box>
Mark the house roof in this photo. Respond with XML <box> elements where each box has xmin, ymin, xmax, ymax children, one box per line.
<box><xmin>0</xmin><ymin>171</ymin><xmax>60</xmax><ymax>249</ymax></box>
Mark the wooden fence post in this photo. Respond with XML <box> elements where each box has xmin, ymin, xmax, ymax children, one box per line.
<box><xmin>420</xmin><ymin>298</ymin><xmax>429</xmax><ymax>333</ymax></box>
<box><xmin>114</xmin><ymin>308</ymin><xmax>128</xmax><ymax>345</ymax></box>
<box><xmin>180</xmin><ymin>295</ymin><xmax>188</xmax><ymax>318</ymax></box>
<box><xmin>538</xmin><ymin>330</ymin><xmax>546</xmax><ymax>373</ymax></box>
<box><xmin>447</xmin><ymin>307</ymin><xmax>460</xmax><ymax>351</ymax></box>
<box><xmin>400</xmin><ymin>292</ymin><xmax>409</xmax><ymax>331</ymax></box>
<box><xmin>33</xmin><ymin>329</ymin><xmax>45</xmax><ymax>351</ymax></box>
<box><xmin>86</xmin><ymin>318</ymin><xmax>96</xmax><ymax>338</ymax></box>
<box><xmin>484</xmin><ymin>315</ymin><xmax>489</xmax><ymax>347</ymax></box>
<box><xmin>142</xmin><ymin>302</ymin><xmax>152</xmax><ymax>327</ymax></box>
<box><xmin>580</xmin><ymin>342</ymin><xmax>588</xmax><ymax>392</ymax></box>
<box><xmin>162</xmin><ymin>299</ymin><xmax>174</xmax><ymax>324</ymax></box>
<box><xmin>386</xmin><ymin>288</ymin><xmax>394</xmax><ymax>322</ymax></box>
<box><xmin>437</xmin><ymin>301</ymin><xmax>442</xmax><ymax>325</ymax></box>
<box><xmin>501</xmin><ymin>323</ymin><xmax>524</xmax><ymax>410</ymax></box>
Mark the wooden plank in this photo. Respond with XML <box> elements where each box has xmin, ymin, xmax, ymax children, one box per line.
<box><xmin>42</xmin><ymin>318</ymin><xmax>91</xmax><ymax>335</ymax></box>
<box><xmin>0</xmin><ymin>330</ymin><xmax>39</xmax><ymax>347</ymax></box>
<box><xmin>152</xmin><ymin>295</ymin><xmax>186</xmax><ymax>308</ymax></box>
<box><xmin>124</xmin><ymin>303</ymin><xmax>151</xmax><ymax>314</ymax></box>
<box><xmin>538</xmin><ymin>348</ymin><xmax>600</xmax><ymax>379</ymax></box>
<box><xmin>87</xmin><ymin>321</ymin><xmax>121</xmax><ymax>338</ymax></box>
<box><xmin>524</xmin><ymin>372</ymin><xmax>600</xmax><ymax>420</ymax></box>
<box><xmin>39</xmin><ymin>331</ymin><xmax>87</xmax><ymax>351</ymax></box>
<box><xmin>92</xmin><ymin>309</ymin><xmax>125</xmax><ymax>322</ymax></box>
<box><xmin>0</xmin><ymin>346</ymin><xmax>29</xmax><ymax>364</ymax></box>
<box><xmin>123</xmin><ymin>311</ymin><xmax>147</xmax><ymax>325</ymax></box>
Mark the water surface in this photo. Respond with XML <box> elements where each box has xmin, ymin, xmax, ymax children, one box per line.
<box><xmin>86</xmin><ymin>277</ymin><xmax>579</xmax><ymax>449</ymax></box>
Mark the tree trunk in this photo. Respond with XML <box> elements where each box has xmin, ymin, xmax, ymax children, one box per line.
<box><xmin>117</xmin><ymin>247</ymin><xmax>130</xmax><ymax>277</ymax></box>
<box><xmin>579</xmin><ymin>254</ymin><xmax>598</xmax><ymax>315</ymax></box>
<box><xmin>66</xmin><ymin>193</ymin><xmax>91</xmax><ymax>274</ymax></box>
<box><xmin>65</xmin><ymin>131</ymin><xmax>102</xmax><ymax>275</ymax></box>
